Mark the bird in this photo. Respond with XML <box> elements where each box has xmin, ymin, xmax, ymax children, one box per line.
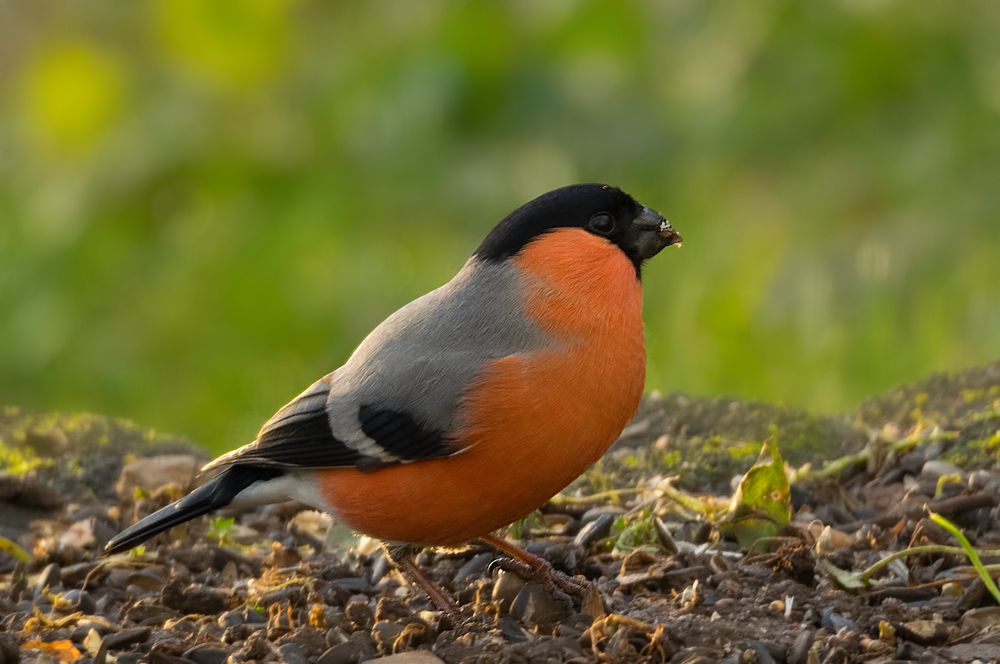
<box><xmin>105</xmin><ymin>183</ymin><xmax>682</xmax><ymax>610</ymax></box>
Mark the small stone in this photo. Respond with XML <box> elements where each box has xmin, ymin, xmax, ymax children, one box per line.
<box><xmin>959</xmin><ymin>606</ymin><xmax>1000</xmax><ymax>632</ymax></box>
<box><xmin>34</xmin><ymin>563</ymin><xmax>61</xmax><ymax>596</ymax></box>
<box><xmin>365</xmin><ymin>652</ymin><xmax>445</xmax><ymax>663</ymax></box>
<box><xmin>62</xmin><ymin>589</ymin><xmax>95</xmax><ymax>614</ymax></box>
<box><xmin>654</xmin><ymin>517</ymin><xmax>679</xmax><ymax>554</ymax></box>
<box><xmin>714</xmin><ymin>597</ymin><xmax>737</xmax><ymax>612</ymax></box>
<box><xmin>59</xmin><ymin>519</ymin><xmax>95</xmax><ymax>550</ymax></box>
<box><xmin>161</xmin><ymin>578</ymin><xmax>228</xmax><ymax>614</ymax></box>
<box><xmin>946</xmin><ymin>643</ymin><xmax>1000</xmax><ymax>661</ymax></box>
<box><xmin>820</xmin><ymin>608</ymin><xmax>858</xmax><ymax>633</ymax></box>
<box><xmin>0</xmin><ymin>634</ymin><xmax>19</xmax><ymax>664</ymax></box>
<box><xmin>0</xmin><ymin>473</ymin><xmax>64</xmax><ymax>510</ymax></box>
<box><xmin>509</xmin><ymin>582</ymin><xmax>571</xmax><ymax>627</ymax></box>
<box><xmin>491</xmin><ymin>570</ymin><xmax>526</xmax><ymax>613</ymax></box>
<box><xmin>375</xmin><ymin>596</ymin><xmax>412</xmax><ymax>622</ymax></box>
<box><xmin>242</xmin><ymin>629</ymin><xmax>272</xmax><ymax>660</ymax></box>
<box><xmin>372</xmin><ymin>620</ymin><xmax>404</xmax><ymax>653</ymax></box>
<box><xmin>579</xmin><ymin>506</ymin><xmax>626</xmax><ymax>525</ymax></box>
<box><xmin>277</xmin><ymin>643</ymin><xmax>309</xmax><ymax>664</ymax></box>
<box><xmin>940</xmin><ymin>581</ymin><xmax>963</xmax><ymax>597</ymax></box>
<box><xmin>499</xmin><ymin>615</ymin><xmax>532</xmax><ymax>643</ymax></box>
<box><xmin>969</xmin><ymin>469</ymin><xmax>1000</xmax><ymax>491</ymax></box>
<box><xmin>452</xmin><ymin>552</ymin><xmax>492</xmax><ymax>585</ymax></box>
<box><xmin>920</xmin><ymin>460</ymin><xmax>962</xmax><ymax>480</ymax></box>
<box><xmin>183</xmin><ymin>645</ymin><xmax>228</xmax><ymax>664</ymax></box>
<box><xmin>103</xmin><ymin>627</ymin><xmax>151</xmax><ymax>650</ymax></box>
<box><xmin>82</xmin><ymin>628</ymin><xmax>103</xmax><ymax>657</ymax></box>
<box><xmin>318</xmin><ymin>641</ymin><xmax>370</xmax><ymax>664</ymax></box>
<box><xmin>115</xmin><ymin>455</ymin><xmax>199</xmax><ymax>497</ymax></box>
<box><xmin>573</xmin><ymin>513</ymin><xmax>615</xmax><ymax>548</ymax></box>
<box><xmin>788</xmin><ymin>628</ymin><xmax>815</xmax><ymax>664</ymax></box>
<box><xmin>345</xmin><ymin>599</ymin><xmax>375</xmax><ymax>632</ymax></box>
<box><xmin>957</xmin><ymin>578</ymin><xmax>990</xmax><ymax>610</ymax></box>
<box><xmin>895</xmin><ymin>620</ymin><xmax>950</xmax><ymax>645</ymax></box>
<box><xmin>217</xmin><ymin>610</ymin><xmax>245</xmax><ymax>629</ymax></box>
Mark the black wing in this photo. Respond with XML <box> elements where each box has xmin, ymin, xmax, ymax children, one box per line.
<box><xmin>204</xmin><ymin>377</ymin><xmax>456</xmax><ymax>473</ymax></box>
<box><xmin>358</xmin><ymin>405</ymin><xmax>455</xmax><ymax>461</ymax></box>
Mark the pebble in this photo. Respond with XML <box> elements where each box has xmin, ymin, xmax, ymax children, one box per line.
<box><xmin>573</xmin><ymin>513</ymin><xmax>615</xmax><ymax>548</ymax></box>
<box><xmin>968</xmin><ymin>469</ymin><xmax>1000</xmax><ymax>491</ymax></box>
<box><xmin>183</xmin><ymin>645</ymin><xmax>228</xmax><ymax>664</ymax></box>
<box><xmin>491</xmin><ymin>570</ymin><xmax>527</xmax><ymax>613</ymax></box>
<box><xmin>499</xmin><ymin>615</ymin><xmax>532</xmax><ymax>643</ymax></box>
<box><xmin>0</xmin><ymin>473</ymin><xmax>65</xmax><ymax>509</ymax></box>
<box><xmin>62</xmin><ymin>589</ymin><xmax>96</xmax><ymax>614</ymax></box>
<box><xmin>509</xmin><ymin>582</ymin><xmax>572</xmax><ymax>627</ymax></box>
<box><xmin>345</xmin><ymin>599</ymin><xmax>375</xmax><ymax>632</ymax></box>
<box><xmin>579</xmin><ymin>506</ymin><xmax>626</xmax><ymax>525</ymax></box>
<box><xmin>241</xmin><ymin>629</ymin><xmax>272</xmax><ymax>660</ymax></box>
<box><xmin>372</xmin><ymin>620</ymin><xmax>404</xmax><ymax>652</ymax></box>
<box><xmin>329</xmin><ymin>577</ymin><xmax>373</xmax><ymax>595</ymax></box>
<box><xmin>115</xmin><ymin>454</ymin><xmax>199</xmax><ymax>497</ymax></box>
<box><xmin>318</xmin><ymin>640</ymin><xmax>372</xmax><ymax>664</ymax></box>
<box><xmin>894</xmin><ymin>619</ymin><xmax>950</xmax><ymax>645</ymax></box>
<box><xmin>788</xmin><ymin>628</ymin><xmax>815</xmax><ymax>664</ymax></box>
<box><xmin>366</xmin><ymin>652</ymin><xmax>445</xmax><ymax>663</ymax></box>
<box><xmin>277</xmin><ymin>642</ymin><xmax>309</xmax><ymax>664</ymax></box>
<box><xmin>920</xmin><ymin>460</ymin><xmax>962</xmax><ymax>480</ymax></box>
<box><xmin>452</xmin><ymin>552</ymin><xmax>492</xmax><ymax>585</ymax></box>
<box><xmin>161</xmin><ymin>578</ymin><xmax>228</xmax><ymax>614</ymax></box>
<box><xmin>34</xmin><ymin>563</ymin><xmax>61</xmax><ymax>595</ymax></box>
<box><xmin>713</xmin><ymin>597</ymin><xmax>737</xmax><ymax>612</ymax></box>
<box><xmin>959</xmin><ymin>606</ymin><xmax>1000</xmax><ymax>632</ymax></box>
<box><xmin>940</xmin><ymin>581</ymin><xmax>962</xmax><ymax>597</ymax></box>
<box><xmin>957</xmin><ymin>578</ymin><xmax>989</xmax><ymax>610</ymax></box>
<box><xmin>103</xmin><ymin>626</ymin><xmax>151</xmax><ymax>650</ymax></box>
<box><xmin>820</xmin><ymin>608</ymin><xmax>858</xmax><ymax>633</ymax></box>
<box><xmin>654</xmin><ymin>517</ymin><xmax>679</xmax><ymax>554</ymax></box>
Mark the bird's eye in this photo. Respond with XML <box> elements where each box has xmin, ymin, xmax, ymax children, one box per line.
<box><xmin>589</xmin><ymin>213</ymin><xmax>616</xmax><ymax>235</ymax></box>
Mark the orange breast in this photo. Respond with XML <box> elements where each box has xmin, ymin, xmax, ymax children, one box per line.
<box><xmin>318</xmin><ymin>228</ymin><xmax>646</xmax><ymax>545</ymax></box>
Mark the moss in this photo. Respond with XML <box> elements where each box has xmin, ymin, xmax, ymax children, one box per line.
<box><xmin>727</xmin><ymin>441</ymin><xmax>761</xmax><ymax>461</ymax></box>
<box><xmin>0</xmin><ymin>407</ymin><xmax>205</xmax><ymax>502</ymax></box>
<box><xmin>570</xmin><ymin>361</ymin><xmax>999</xmax><ymax>496</ymax></box>
<box><xmin>0</xmin><ymin>440</ymin><xmax>53</xmax><ymax>475</ymax></box>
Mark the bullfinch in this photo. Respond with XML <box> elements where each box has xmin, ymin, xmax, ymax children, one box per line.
<box><xmin>105</xmin><ymin>183</ymin><xmax>682</xmax><ymax>609</ymax></box>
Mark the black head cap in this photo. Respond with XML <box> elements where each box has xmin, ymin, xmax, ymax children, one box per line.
<box><xmin>474</xmin><ymin>184</ymin><xmax>680</xmax><ymax>277</ymax></box>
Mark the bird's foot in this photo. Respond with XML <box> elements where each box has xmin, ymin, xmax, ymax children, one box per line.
<box><xmin>382</xmin><ymin>544</ymin><xmax>458</xmax><ymax>614</ymax></box>
<box><xmin>489</xmin><ymin>555</ymin><xmax>589</xmax><ymax>607</ymax></box>
<box><xmin>480</xmin><ymin>533</ymin><xmax>591</xmax><ymax>606</ymax></box>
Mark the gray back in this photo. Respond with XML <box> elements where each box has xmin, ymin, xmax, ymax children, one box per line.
<box><xmin>325</xmin><ymin>257</ymin><xmax>554</xmax><ymax>451</ymax></box>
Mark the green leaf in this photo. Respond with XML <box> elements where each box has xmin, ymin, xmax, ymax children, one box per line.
<box><xmin>207</xmin><ymin>516</ymin><xmax>235</xmax><ymax>545</ymax></box>
<box><xmin>0</xmin><ymin>534</ymin><xmax>32</xmax><ymax>563</ymax></box>
<box><xmin>721</xmin><ymin>438</ymin><xmax>791</xmax><ymax>551</ymax></box>
<box><xmin>929</xmin><ymin>511</ymin><xmax>1000</xmax><ymax>605</ymax></box>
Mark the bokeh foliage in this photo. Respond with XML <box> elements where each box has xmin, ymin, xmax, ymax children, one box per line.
<box><xmin>1</xmin><ymin>1</ymin><xmax>998</xmax><ymax>452</ymax></box>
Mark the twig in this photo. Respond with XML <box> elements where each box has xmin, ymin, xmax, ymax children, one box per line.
<box><xmin>550</xmin><ymin>488</ymin><xmax>640</xmax><ymax>505</ymax></box>
<box><xmin>840</xmin><ymin>492</ymin><xmax>997</xmax><ymax>532</ymax></box>
<box><xmin>813</xmin><ymin>429</ymin><xmax>958</xmax><ymax>480</ymax></box>
<box><xmin>859</xmin><ymin>544</ymin><xmax>1000</xmax><ymax>585</ymax></box>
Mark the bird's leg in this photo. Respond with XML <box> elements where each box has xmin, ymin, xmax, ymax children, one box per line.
<box><xmin>480</xmin><ymin>533</ymin><xmax>590</xmax><ymax>599</ymax></box>
<box><xmin>380</xmin><ymin>543</ymin><xmax>458</xmax><ymax>613</ymax></box>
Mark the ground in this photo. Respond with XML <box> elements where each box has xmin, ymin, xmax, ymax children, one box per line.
<box><xmin>1</xmin><ymin>361</ymin><xmax>998</xmax><ymax>663</ymax></box>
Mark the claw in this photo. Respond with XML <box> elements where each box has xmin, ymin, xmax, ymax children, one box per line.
<box><xmin>480</xmin><ymin>533</ymin><xmax>592</xmax><ymax>605</ymax></box>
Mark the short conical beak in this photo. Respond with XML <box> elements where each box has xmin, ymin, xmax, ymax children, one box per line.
<box><xmin>631</xmin><ymin>206</ymin><xmax>681</xmax><ymax>260</ymax></box>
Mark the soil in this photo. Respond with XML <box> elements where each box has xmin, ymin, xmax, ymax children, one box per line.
<box><xmin>1</xmin><ymin>361</ymin><xmax>998</xmax><ymax>663</ymax></box>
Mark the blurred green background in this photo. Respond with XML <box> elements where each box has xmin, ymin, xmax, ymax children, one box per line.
<box><xmin>1</xmin><ymin>1</ymin><xmax>998</xmax><ymax>453</ymax></box>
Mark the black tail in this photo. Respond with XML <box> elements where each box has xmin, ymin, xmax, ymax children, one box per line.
<box><xmin>104</xmin><ymin>465</ymin><xmax>279</xmax><ymax>555</ymax></box>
